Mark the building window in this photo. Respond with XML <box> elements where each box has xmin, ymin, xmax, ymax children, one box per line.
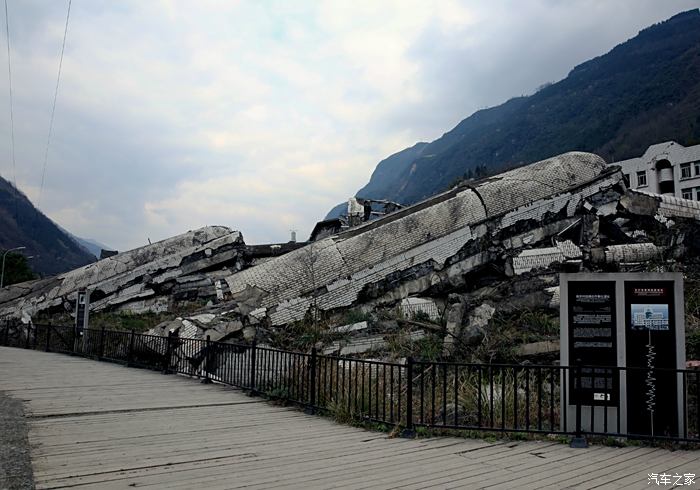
<box><xmin>682</xmin><ymin>188</ymin><xmax>693</xmax><ymax>200</ymax></box>
<box><xmin>623</xmin><ymin>173</ymin><xmax>630</xmax><ymax>186</ymax></box>
<box><xmin>697</xmin><ymin>187</ymin><xmax>700</xmax><ymax>201</ymax></box>
<box><xmin>695</xmin><ymin>161</ymin><xmax>700</xmax><ymax>176</ymax></box>
<box><xmin>637</xmin><ymin>170</ymin><xmax>647</xmax><ymax>187</ymax></box>
<box><xmin>681</xmin><ymin>163</ymin><xmax>692</xmax><ymax>179</ymax></box>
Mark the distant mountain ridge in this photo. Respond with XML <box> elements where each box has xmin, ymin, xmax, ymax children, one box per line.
<box><xmin>0</xmin><ymin>175</ymin><xmax>96</xmax><ymax>276</ymax></box>
<box><xmin>74</xmin><ymin>236</ymin><xmax>113</xmax><ymax>259</ymax></box>
<box><xmin>327</xmin><ymin>9</ymin><xmax>700</xmax><ymax>218</ymax></box>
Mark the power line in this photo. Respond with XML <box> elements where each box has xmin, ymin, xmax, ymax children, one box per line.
<box><xmin>3</xmin><ymin>0</ymin><xmax>18</xmax><ymax>220</ymax></box>
<box><xmin>38</xmin><ymin>0</ymin><xmax>71</xmax><ymax>209</ymax></box>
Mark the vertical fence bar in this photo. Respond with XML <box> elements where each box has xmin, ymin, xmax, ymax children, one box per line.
<box><xmin>571</xmin><ymin>364</ymin><xmax>587</xmax><ymax>448</ymax></box>
<box><xmin>202</xmin><ymin>335</ymin><xmax>212</xmax><ymax>384</ymax></box>
<box><xmin>308</xmin><ymin>347</ymin><xmax>317</xmax><ymax>412</ymax></box>
<box><xmin>442</xmin><ymin>364</ymin><xmax>447</xmax><ymax>426</ymax></box>
<box><xmin>489</xmin><ymin>366</ymin><xmax>494</xmax><ymax>428</ymax></box>
<box><xmin>525</xmin><ymin>367</ymin><xmax>530</xmax><ymax>430</ymax></box>
<box><xmin>389</xmin><ymin>365</ymin><xmax>394</xmax><ymax>423</ymax></box>
<box><xmin>590</xmin><ymin>368</ymin><xmax>596</xmax><ymax>432</ymax></box>
<box><xmin>403</xmin><ymin>357</ymin><xmax>414</xmax><ymax>437</ymax></box>
<box><xmin>478</xmin><ymin>366</ymin><xmax>483</xmax><ymax>428</ymax></box>
<box><xmin>45</xmin><ymin>323</ymin><xmax>51</xmax><ymax>352</ymax></box>
<box><xmin>500</xmin><ymin>367</ymin><xmax>505</xmax><ymax>430</ymax></box>
<box><xmin>374</xmin><ymin>363</ymin><xmax>379</xmax><ymax>420</ymax></box>
<box><xmin>249</xmin><ymin>340</ymin><xmax>257</xmax><ymax>393</ymax></box>
<box><xmin>420</xmin><ymin>365</ymin><xmax>425</xmax><ymax>424</ymax></box>
<box><xmin>576</xmin><ymin>366</ymin><xmax>582</xmax><ymax>437</ymax></box>
<box><xmin>126</xmin><ymin>329</ymin><xmax>135</xmax><ymax>366</ymax></box>
<box><xmin>549</xmin><ymin>367</ymin><xmax>555</xmax><ymax>432</ymax></box>
<box><xmin>563</xmin><ymin>367</ymin><xmax>568</xmax><ymax>433</ymax></box>
<box><xmin>336</xmin><ymin>356</ymin><xmax>341</xmax><ymax>407</ymax></box>
<box><xmin>2</xmin><ymin>320</ymin><xmax>8</xmax><ymax>346</ymax></box>
<box><xmin>537</xmin><ymin>367</ymin><xmax>543</xmax><ymax>430</ymax></box>
<box><xmin>162</xmin><ymin>331</ymin><xmax>172</xmax><ymax>374</ymax></box>
<box><xmin>24</xmin><ymin>324</ymin><xmax>30</xmax><ymax>349</ymax></box>
<box><xmin>513</xmin><ymin>367</ymin><xmax>518</xmax><ymax>429</ymax></box>
<box><xmin>361</xmin><ymin>362</ymin><xmax>366</xmax><ymax>417</ymax></box>
<box><xmin>398</xmin><ymin>362</ymin><xmax>403</xmax><ymax>428</ymax></box>
<box><xmin>353</xmin><ymin>359</ymin><xmax>358</xmax><ymax>413</ymax></box>
<box><xmin>431</xmin><ymin>365</ymin><xmax>436</xmax><ymax>426</ymax></box>
<box><xmin>603</xmin><ymin>369</ymin><xmax>609</xmax><ymax>434</ymax></box>
<box><xmin>98</xmin><ymin>327</ymin><xmax>105</xmax><ymax>360</ymax></box>
<box><xmin>453</xmin><ymin>364</ymin><xmax>459</xmax><ymax>427</ymax></box>
<box><xmin>382</xmin><ymin>364</ymin><xmax>387</xmax><ymax>422</ymax></box>
<box><xmin>33</xmin><ymin>324</ymin><xmax>38</xmax><ymax>350</ymax></box>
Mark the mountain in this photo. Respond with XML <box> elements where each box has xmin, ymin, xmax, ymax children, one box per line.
<box><xmin>328</xmin><ymin>9</ymin><xmax>700</xmax><ymax>215</ymax></box>
<box><xmin>73</xmin><ymin>237</ymin><xmax>113</xmax><ymax>259</ymax></box>
<box><xmin>0</xmin><ymin>175</ymin><xmax>96</xmax><ymax>276</ymax></box>
<box><xmin>326</xmin><ymin>142</ymin><xmax>428</xmax><ymax>219</ymax></box>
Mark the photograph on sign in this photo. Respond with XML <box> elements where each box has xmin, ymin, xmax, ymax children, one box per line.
<box><xmin>630</xmin><ymin>304</ymin><xmax>669</xmax><ymax>331</ymax></box>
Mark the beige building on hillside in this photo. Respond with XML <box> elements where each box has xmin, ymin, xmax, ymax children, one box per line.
<box><xmin>613</xmin><ymin>141</ymin><xmax>700</xmax><ymax>200</ymax></box>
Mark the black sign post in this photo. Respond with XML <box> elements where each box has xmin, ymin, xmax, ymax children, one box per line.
<box><xmin>75</xmin><ymin>290</ymin><xmax>90</xmax><ymax>334</ymax></box>
<box><xmin>561</xmin><ymin>273</ymin><xmax>685</xmax><ymax>440</ymax></box>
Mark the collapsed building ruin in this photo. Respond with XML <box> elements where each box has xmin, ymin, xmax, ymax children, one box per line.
<box><xmin>3</xmin><ymin>151</ymin><xmax>700</xmax><ymax>362</ymax></box>
<box><xmin>142</xmin><ymin>151</ymin><xmax>700</xmax><ymax>361</ymax></box>
<box><xmin>0</xmin><ymin>226</ymin><xmax>306</xmax><ymax>322</ymax></box>
<box><xmin>0</xmin><ymin>226</ymin><xmax>247</xmax><ymax>321</ymax></box>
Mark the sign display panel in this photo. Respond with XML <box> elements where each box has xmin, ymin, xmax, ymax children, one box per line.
<box><xmin>75</xmin><ymin>289</ymin><xmax>90</xmax><ymax>334</ymax></box>
<box><xmin>567</xmin><ymin>281</ymin><xmax>618</xmax><ymax>405</ymax></box>
<box><xmin>624</xmin><ymin>281</ymin><xmax>677</xmax><ymax>437</ymax></box>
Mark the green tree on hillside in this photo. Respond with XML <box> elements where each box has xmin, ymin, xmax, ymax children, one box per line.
<box><xmin>1</xmin><ymin>251</ymin><xmax>36</xmax><ymax>287</ymax></box>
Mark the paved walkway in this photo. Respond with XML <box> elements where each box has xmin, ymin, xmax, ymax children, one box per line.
<box><xmin>1</xmin><ymin>347</ymin><xmax>698</xmax><ymax>489</ymax></box>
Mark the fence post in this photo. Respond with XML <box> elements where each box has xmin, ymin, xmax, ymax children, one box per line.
<box><xmin>33</xmin><ymin>324</ymin><xmax>38</xmax><ymax>350</ymax></box>
<box><xmin>45</xmin><ymin>322</ymin><xmax>52</xmax><ymax>352</ymax></box>
<box><xmin>162</xmin><ymin>331</ymin><xmax>173</xmax><ymax>374</ymax></box>
<box><xmin>248</xmin><ymin>340</ymin><xmax>257</xmax><ymax>394</ymax></box>
<box><xmin>71</xmin><ymin>325</ymin><xmax>78</xmax><ymax>356</ymax></box>
<box><xmin>126</xmin><ymin>329</ymin><xmax>135</xmax><ymax>366</ymax></box>
<box><xmin>306</xmin><ymin>347</ymin><xmax>318</xmax><ymax>414</ymax></box>
<box><xmin>570</xmin><ymin>363</ymin><xmax>588</xmax><ymax>448</ymax></box>
<box><xmin>202</xmin><ymin>335</ymin><xmax>212</xmax><ymax>384</ymax></box>
<box><xmin>24</xmin><ymin>323</ymin><xmax>30</xmax><ymax>349</ymax></box>
<box><xmin>3</xmin><ymin>319</ymin><xmax>9</xmax><ymax>346</ymax></box>
<box><xmin>98</xmin><ymin>327</ymin><xmax>105</xmax><ymax>360</ymax></box>
<box><xmin>401</xmin><ymin>356</ymin><xmax>416</xmax><ymax>438</ymax></box>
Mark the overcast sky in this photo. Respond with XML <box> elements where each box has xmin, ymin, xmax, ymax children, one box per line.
<box><xmin>0</xmin><ymin>1</ymin><xmax>697</xmax><ymax>250</ymax></box>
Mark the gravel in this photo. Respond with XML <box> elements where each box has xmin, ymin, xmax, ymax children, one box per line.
<box><xmin>0</xmin><ymin>391</ymin><xmax>35</xmax><ymax>489</ymax></box>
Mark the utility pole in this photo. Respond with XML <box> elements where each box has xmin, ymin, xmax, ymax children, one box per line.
<box><xmin>0</xmin><ymin>246</ymin><xmax>26</xmax><ymax>288</ymax></box>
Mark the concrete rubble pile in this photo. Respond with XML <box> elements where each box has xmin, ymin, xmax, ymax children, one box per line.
<box><xmin>4</xmin><ymin>151</ymin><xmax>700</xmax><ymax>368</ymax></box>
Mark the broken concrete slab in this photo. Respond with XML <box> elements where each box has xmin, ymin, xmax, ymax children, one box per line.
<box><xmin>0</xmin><ymin>226</ymin><xmax>248</xmax><ymax>321</ymax></box>
<box><xmin>331</xmin><ymin>321</ymin><xmax>368</xmax><ymax>334</ymax></box>
<box><xmin>516</xmin><ymin>340</ymin><xmax>560</xmax><ymax>356</ymax></box>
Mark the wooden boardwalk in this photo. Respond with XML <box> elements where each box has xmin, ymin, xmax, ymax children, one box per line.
<box><xmin>1</xmin><ymin>347</ymin><xmax>698</xmax><ymax>489</ymax></box>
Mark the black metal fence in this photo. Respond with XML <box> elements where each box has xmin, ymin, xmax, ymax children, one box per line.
<box><xmin>2</xmin><ymin>321</ymin><xmax>698</xmax><ymax>443</ymax></box>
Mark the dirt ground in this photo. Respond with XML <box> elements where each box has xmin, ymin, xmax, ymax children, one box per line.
<box><xmin>0</xmin><ymin>391</ymin><xmax>35</xmax><ymax>489</ymax></box>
